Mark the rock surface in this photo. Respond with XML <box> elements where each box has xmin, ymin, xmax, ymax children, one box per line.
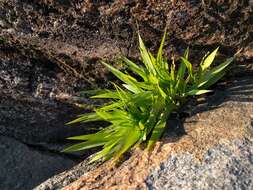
<box><xmin>0</xmin><ymin>47</ymin><xmax>87</xmax><ymax>190</ymax></box>
<box><xmin>1</xmin><ymin>0</ymin><xmax>253</xmax><ymax>67</ymax></box>
<box><xmin>0</xmin><ymin>136</ymin><xmax>76</xmax><ymax>190</ymax></box>
<box><xmin>53</xmin><ymin>77</ymin><xmax>253</xmax><ymax>190</ymax></box>
<box><xmin>0</xmin><ymin>22</ymin><xmax>96</xmax><ymax>190</ymax></box>
<box><xmin>0</xmin><ymin>0</ymin><xmax>253</xmax><ymax>189</ymax></box>
<box><xmin>146</xmin><ymin>139</ymin><xmax>253</xmax><ymax>190</ymax></box>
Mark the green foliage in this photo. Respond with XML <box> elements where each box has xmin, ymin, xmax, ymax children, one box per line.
<box><xmin>63</xmin><ymin>30</ymin><xmax>234</xmax><ymax>163</ymax></box>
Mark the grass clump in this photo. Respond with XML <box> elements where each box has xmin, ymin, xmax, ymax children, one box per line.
<box><xmin>63</xmin><ymin>30</ymin><xmax>234</xmax><ymax>163</ymax></box>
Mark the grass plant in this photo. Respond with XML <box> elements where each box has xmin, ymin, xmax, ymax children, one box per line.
<box><xmin>63</xmin><ymin>30</ymin><xmax>234</xmax><ymax>163</ymax></box>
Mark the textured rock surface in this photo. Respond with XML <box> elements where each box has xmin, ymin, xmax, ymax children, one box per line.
<box><xmin>0</xmin><ymin>26</ymin><xmax>98</xmax><ymax>190</ymax></box>
<box><xmin>1</xmin><ymin>0</ymin><xmax>253</xmax><ymax>67</ymax></box>
<box><xmin>0</xmin><ymin>49</ymin><xmax>88</xmax><ymax>189</ymax></box>
<box><xmin>0</xmin><ymin>136</ymin><xmax>76</xmax><ymax>190</ymax></box>
<box><xmin>146</xmin><ymin>139</ymin><xmax>253</xmax><ymax>190</ymax></box>
<box><xmin>34</xmin><ymin>160</ymin><xmax>98</xmax><ymax>190</ymax></box>
<box><xmin>59</xmin><ymin>77</ymin><xmax>253</xmax><ymax>190</ymax></box>
<box><xmin>0</xmin><ymin>0</ymin><xmax>253</xmax><ymax>189</ymax></box>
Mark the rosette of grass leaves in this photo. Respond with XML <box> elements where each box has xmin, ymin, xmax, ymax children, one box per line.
<box><xmin>63</xmin><ymin>30</ymin><xmax>234</xmax><ymax>163</ymax></box>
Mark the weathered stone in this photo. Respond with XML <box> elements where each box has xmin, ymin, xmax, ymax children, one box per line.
<box><xmin>0</xmin><ymin>136</ymin><xmax>76</xmax><ymax>190</ymax></box>
<box><xmin>34</xmin><ymin>160</ymin><xmax>98</xmax><ymax>190</ymax></box>
<box><xmin>0</xmin><ymin>48</ymin><xmax>92</xmax><ymax>151</ymax></box>
<box><xmin>58</xmin><ymin>77</ymin><xmax>253</xmax><ymax>190</ymax></box>
<box><xmin>146</xmin><ymin>139</ymin><xmax>253</xmax><ymax>190</ymax></box>
<box><xmin>1</xmin><ymin>0</ymin><xmax>252</xmax><ymax>72</ymax></box>
<box><xmin>0</xmin><ymin>0</ymin><xmax>252</xmax><ymax>189</ymax></box>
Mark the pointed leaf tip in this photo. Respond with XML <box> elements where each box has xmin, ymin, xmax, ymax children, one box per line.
<box><xmin>201</xmin><ymin>47</ymin><xmax>219</xmax><ymax>71</ymax></box>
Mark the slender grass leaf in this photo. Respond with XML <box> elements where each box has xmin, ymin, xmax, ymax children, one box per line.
<box><xmin>101</xmin><ymin>61</ymin><xmax>137</xmax><ymax>84</ymax></box>
<box><xmin>66</xmin><ymin>113</ymin><xmax>101</xmax><ymax>125</ymax></box>
<box><xmin>197</xmin><ymin>57</ymin><xmax>233</xmax><ymax>88</ymax></box>
<box><xmin>200</xmin><ymin>47</ymin><xmax>219</xmax><ymax>71</ymax></box>
<box><xmin>157</xmin><ymin>29</ymin><xmax>167</xmax><ymax>69</ymax></box>
<box><xmin>91</xmin><ymin>91</ymin><xmax>120</xmax><ymax>99</ymax></box>
<box><xmin>99</xmin><ymin>102</ymin><xmax>123</xmax><ymax>111</ymax></box>
<box><xmin>113</xmin><ymin>127</ymin><xmax>141</xmax><ymax>161</ymax></box>
<box><xmin>157</xmin><ymin>85</ymin><xmax>167</xmax><ymax>99</ymax></box>
<box><xmin>147</xmin><ymin>112</ymin><xmax>168</xmax><ymax>149</ymax></box>
<box><xmin>138</xmin><ymin>33</ymin><xmax>156</xmax><ymax>75</ymax></box>
<box><xmin>180</xmin><ymin>57</ymin><xmax>193</xmax><ymax>78</ymax></box>
<box><xmin>67</xmin><ymin>131</ymin><xmax>109</xmax><ymax>141</ymax></box>
<box><xmin>79</xmin><ymin>89</ymin><xmax>110</xmax><ymax>96</ymax></box>
<box><xmin>62</xmin><ymin>141</ymin><xmax>105</xmax><ymax>153</ymax></box>
<box><xmin>122</xmin><ymin>84</ymin><xmax>141</xmax><ymax>93</ymax></box>
<box><xmin>186</xmin><ymin>89</ymin><xmax>212</xmax><ymax>96</ymax></box>
<box><xmin>184</xmin><ymin>47</ymin><xmax>189</xmax><ymax>59</ymax></box>
<box><xmin>122</xmin><ymin>57</ymin><xmax>148</xmax><ymax>81</ymax></box>
<box><xmin>199</xmin><ymin>70</ymin><xmax>226</xmax><ymax>89</ymax></box>
<box><xmin>89</xmin><ymin>140</ymin><xmax>120</xmax><ymax>163</ymax></box>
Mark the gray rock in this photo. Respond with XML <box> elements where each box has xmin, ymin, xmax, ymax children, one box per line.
<box><xmin>34</xmin><ymin>159</ymin><xmax>98</xmax><ymax>190</ymax></box>
<box><xmin>0</xmin><ymin>19</ymin><xmax>98</xmax><ymax>190</ymax></box>
<box><xmin>0</xmin><ymin>51</ymin><xmax>93</xmax><ymax>152</ymax></box>
<box><xmin>146</xmin><ymin>139</ymin><xmax>253</xmax><ymax>190</ymax></box>
<box><xmin>48</xmin><ymin>76</ymin><xmax>253</xmax><ymax>190</ymax></box>
<box><xmin>0</xmin><ymin>136</ymin><xmax>76</xmax><ymax>190</ymax></box>
<box><xmin>145</xmin><ymin>77</ymin><xmax>253</xmax><ymax>190</ymax></box>
<box><xmin>0</xmin><ymin>0</ymin><xmax>252</xmax><ymax>189</ymax></box>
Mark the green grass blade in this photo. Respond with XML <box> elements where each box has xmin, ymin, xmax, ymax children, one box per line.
<box><xmin>91</xmin><ymin>91</ymin><xmax>120</xmax><ymax>99</ymax></box>
<box><xmin>208</xmin><ymin>57</ymin><xmax>233</xmax><ymax>76</ymax></box>
<box><xmin>157</xmin><ymin>85</ymin><xmax>167</xmax><ymax>99</ymax></box>
<box><xmin>66</xmin><ymin>113</ymin><xmax>101</xmax><ymax>125</ymax></box>
<box><xmin>89</xmin><ymin>139</ymin><xmax>120</xmax><ymax>163</ymax></box>
<box><xmin>180</xmin><ymin>57</ymin><xmax>193</xmax><ymax>79</ymax></box>
<box><xmin>138</xmin><ymin>33</ymin><xmax>156</xmax><ymax>75</ymax></box>
<box><xmin>186</xmin><ymin>89</ymin><xmax>212</xmax><ymax>96</ymax></box>
<box><xmin>184</xmin><ymin>47</ymin><xmax>189</xmax><ymax>59</ymax></box>
<box><xmin>122</xmin><ymin>57</ymin><xmax>148</xmax><ymax>81</ymax></box>
<box><xmin>149</xmin><ymin>51</ymin><xmax>159</xmax><ymax>73</ymax></box>
<box><xmin>113</xmin><ymin>127</ymin><xmax>141</xmax><ymax>161</ymax></box>
<box><xmin>113</xmin><ymin>83</ymin><xmax>131</xmax><ymax>103</ymax></box>
<box><xmin>200</xmin><ymin>47</ymin><xmax>219</xmax><ymax>71</ymax></box>
<box><xmin>147</xmin><ymin>112</ymin><xmax>167</xmax><ymax>149</ymax></box>
<box><xmin>199</xmin><ymin>70</ymin><xmax>226</xmax><ymax>89</ymax></box>
<box><xmin>197</xmin><ymin>57</ymin><xmax>233</xmax><ymax>88</ymax></box>
<box><xmin>101</xmin><ymin>61</ymin><xmax>137</xmax><ymax>84</ymax></box>
<box><xmin>67</xmin><ymin>133</ymin><xmax>105</xmax><ymax>141</ymax></box>
<box><xmin>79</xmin><ymin>89</ymin><xmax>109</xmax><ymax>96</ymax></box>
<box><xmin>122</xmin><ymin>84</ymin><xmax>141</xmax><ymax>93</ymax></box>
<box><xmin>99</xmin><ymin>102</ymin><xmax>123</xmax><ymax>111</ymax></box>
<box><xmin>175</xmin><ymin>48</ymin><xmax>189</xmax><ymax>93</ymax></box>
<box><xmin>156</xmin><ymin>29</ymin><xmax>167</xmax><ymax>69</ymax></box>
<box><xmin>62</xmin><ymin>141</ymin><xmax>105</xmax><ymax>152</ymax></box>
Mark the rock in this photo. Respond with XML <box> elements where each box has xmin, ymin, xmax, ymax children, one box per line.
<box><xmin>56</xmin><ymin>77</ymin><xmax>253</xmax><ymax>190</ymax></box>
<box><xmin>0</xmin><ymin>0</ymin><xmax>253</xmax><ymax>189</ymax></box>
<box><xmin>0</xmin><ymin>0</ymin><xmax>252</xmax><ymax>68</ymax></box>
<box><xmin>146</xmin><ymin>139</ymin><xmax>253</xmax><ymax>190</ymax></box>
<box><xmin>0</xmin><ymin>47</ymin><xmax>94</xmax><ymax>189</ymax></box>
<box><xmin>0</xmin><ymin>46</ymin><xmax>93</xmax><ymax>151</ymax></box>
<box><xmin>0</xmin><ymin>136</ymin><xmax>76</xmax><ymax>190</ymax></box>
<box><xmin>0</xmin><ymin>12</ymin><xmax>100</xmax><ymax>189</ymax></box>
<box><xmin>34</xmin><ymin>159</ymin><xmax>98</xmax><ymax>190</ymax></box>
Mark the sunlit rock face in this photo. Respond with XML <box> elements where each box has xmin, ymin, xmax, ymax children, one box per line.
<box><xmin>0</xmin><ymin>0</ymin><xmax>253</xmax><ymax>189</ymax></box>
<box><xmin>56</xmin><ymin>77</ymin><xmax>253</xmax><ymax>190</ymax></box>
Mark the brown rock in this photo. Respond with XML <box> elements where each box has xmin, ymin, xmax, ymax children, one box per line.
<box><xmin>49</xmin><ymin>77</ymin><xmax>253</xmax><ymax>190</ymax></box>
